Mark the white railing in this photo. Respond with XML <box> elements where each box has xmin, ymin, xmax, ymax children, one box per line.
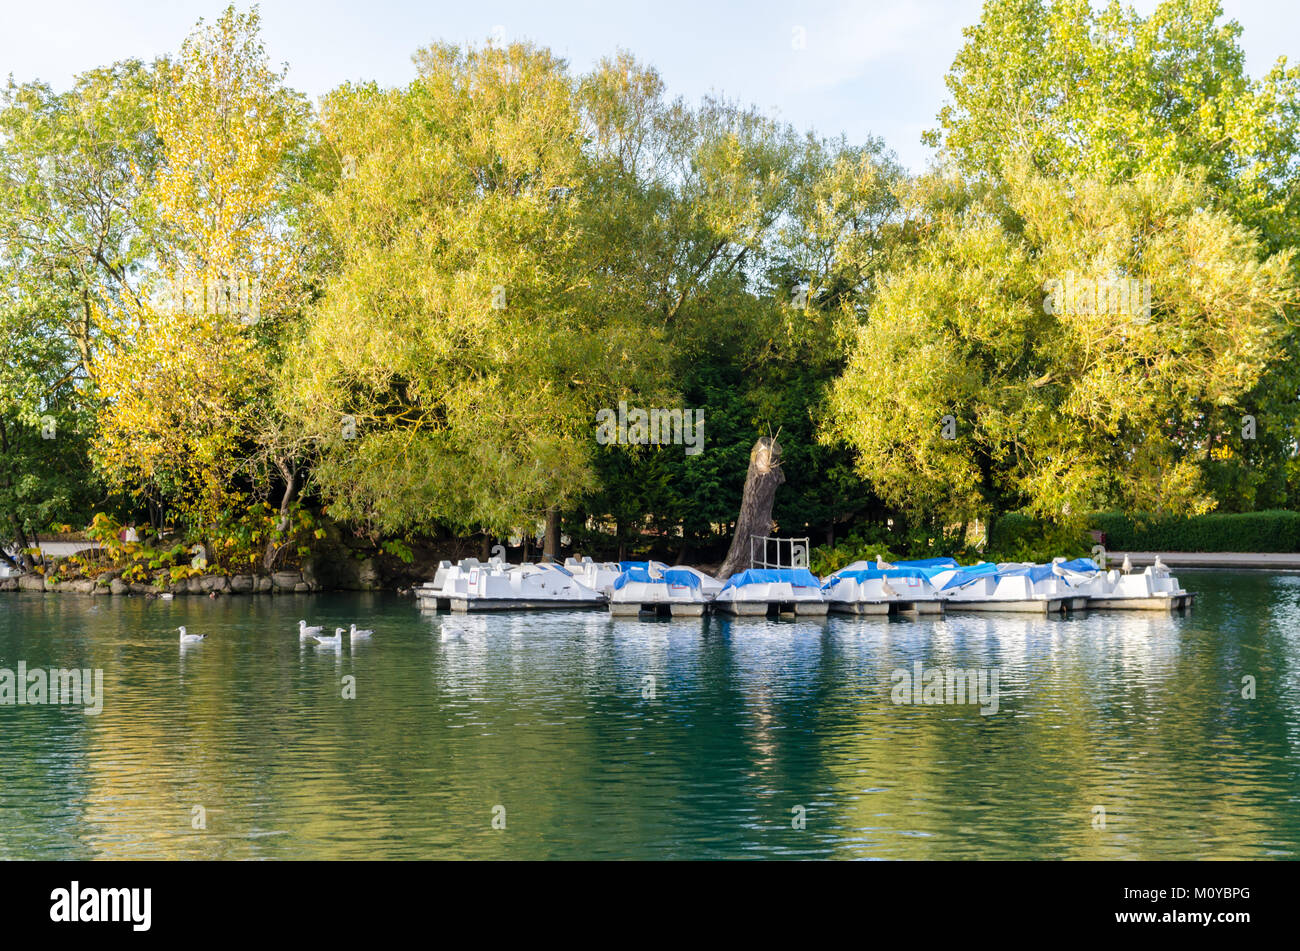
<box><xmin>750</xmin><ymin>536</ymin><xmax>810</xmax><ymax>570</ymax></box>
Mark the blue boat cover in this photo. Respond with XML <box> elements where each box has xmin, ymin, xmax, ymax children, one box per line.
<box><xmin>721</xmin><ymin>568</ymin><xmax>823</xmax><ymax>591</ymax></box>
<box><xmin>936</xmin><ymin>562</ymin><xmax>1000</xmax><ymax>590</ymax></box>
<box><xmin>612</xmin><ymin>567</ymin><xmax>702</xmax><ymax>590</ymax></box>
<box><xmin>995</xmin><ymin>563</ymin><xmax>1057</xmax><ymax>584</ymax></box>
<box><xmin>892</xmin><ymin>557</ymin><xmax>960</xmax><ymax>569</ymax></box>
<box><xmin>1056</xmin><ymin>558</ymin><xmax>1099</xmax><ymax>574</ymax></box>
<box><xmin>822</xmin><ymin>567</ymin><xmax>931</xmax><ymax>589</ymax></box>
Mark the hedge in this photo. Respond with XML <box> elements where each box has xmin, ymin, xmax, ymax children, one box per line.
<box><xmin>1088</xmin><ymin>510</ymin><xmax>1300</xmax><ymax>553</ymax></box>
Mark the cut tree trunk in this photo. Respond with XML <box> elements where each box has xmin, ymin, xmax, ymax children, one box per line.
<box><xmin>716</xmin><ymin>436</ymin><xmax>785</xmax><ymax>579</ymax></box>
<box><xmin>542</xmin><ymin>506</ymin><xmax>561</xmax><ymax>562</ymax></box>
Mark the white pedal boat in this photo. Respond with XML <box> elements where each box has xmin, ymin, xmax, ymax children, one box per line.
<box><xmin>447</xmin><ymin>561</ymin><xmax>605</xmax><ymax>612</ymax></box>
<box><xmin>563</xmin><ymin>556</ymin><xmax>625</xmax><ymax>597</ymax></box>
<box><xmin>415</xmin><ymin>557</ymin><xmax>501</xmax><ymax>610</ymax></box>
<box><xmin>1078</xmin><ymin>556</ymin><xmax>1194</xmax><ymax>611</ymax></box>
<box><xmin>920</xmin><ymin>560</ymin><xmax>1067</xmax><ymax>614</ymax></box>
<box><xmin>820</xmin><ymin>562</ymin><xmax>945</xmax><ymax>615</ymax></box>
<box><xmin>714</xmin><ymin>568</ymin><xmax>828</xmax><ymax>616</ymax></box>
<box><xmin>607</xmin><ymin>561</ymin><xmax>713</xmax><ymax>617</ymax></box>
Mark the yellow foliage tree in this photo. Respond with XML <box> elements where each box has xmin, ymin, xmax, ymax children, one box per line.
<box><xmin>91</xmin><ymin>5</ymin><xmax>310</xmax><ymax>533</ymax></box>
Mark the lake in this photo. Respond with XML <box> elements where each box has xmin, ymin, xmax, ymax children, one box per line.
<box><xmin>1</xmin><ymin>569</ymin><xmax>1297</xmax><ymax>859</ymax></box>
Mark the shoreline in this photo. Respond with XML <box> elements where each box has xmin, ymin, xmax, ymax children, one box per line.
<box><xmin>6</xmin><ymin>551</ymin><xmax>1300</xmax><ymax>597</ymax></box>
<box><xmin>0</xmin><ymin>567</ymin><xmax>399</xmax><ymax>597</ymax></box>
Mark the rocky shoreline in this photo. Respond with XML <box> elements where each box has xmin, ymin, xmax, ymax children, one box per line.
<box><xmin>0</xmin><ymin>562</ymin><xmax>398</xmax><ymax>597</ymax></box>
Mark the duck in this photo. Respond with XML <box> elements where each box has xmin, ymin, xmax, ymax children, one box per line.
<box><xmin>298</xmin><ymin>619</ymin><xmax>324</xmax><ymax>639</ymax></box>
<box><xmin>178</xmin><ymin>626</ymin><xmax>205</xmax><ymax>644</ymax></box>
<box><xmin>349</xmin><ymin>623</ymin><xmax>374</xmax><ymax>639</ymax></box>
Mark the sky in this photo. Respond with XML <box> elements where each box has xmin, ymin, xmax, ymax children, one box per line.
<box><xmin>1</xmin><ymin>0</ymin><xmax>1296</xmax><ymax>172</ymax></box>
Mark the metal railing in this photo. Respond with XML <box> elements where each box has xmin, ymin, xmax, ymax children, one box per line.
<box><xmin>750</xmin><ymin>536</ymin><xmax>811</xmax><ymax>570</ymax></box>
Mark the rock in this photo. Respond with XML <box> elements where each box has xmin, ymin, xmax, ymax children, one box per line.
<box><xmin>230</xmin><ymin>574</ymin><xmax>254</xmax><ymax>594</ymax></box>
<box><xmin>109</xmin><ymin>579</ymin><xmax>128</xmax><ymax>595</ymax></box>
<box><xmin>200</xmin><ymin>574</ymin><xmax>230</xmax><ymax>594</ymax></box>
<box><xmin>256</xmin><ymin>576</ymin><xmax>273</xmax><ymax>593</ymax></box>
<box><xmin>96</xmin><ymin>570</ymin><xmax>121</xmax><ymax>584</ymax></box>
<box><xmin>357</xmin><ymin>559</ymin><xmax>382</xmax><ymax>589</ymax></box>
<box><xmin>272</xmin><ymin>570</ymin><xmax>303</xmax><ymax>591</ymax></box>
<box><xmin>0</xmin><ymin>578</ymin><xmax>17</xmax><ymax>592</ymax></box>
<box><xmin>18</xmin><ymin>573</ymin><xmax>45</xmax><ymax>591</ymax></box>
<box><xmin>186</xmin><ymin>576</ymin><xmax>204</xmax><ymax>594</ymax></box>
<box><xmin>293</xmin><ymin>582</ymin><xmax>310</xmax><ymax>593</ymax></box>
<box><xmin>71</xmin><ymin>580</ymin><xmax>95</xmax><ymax>594</ymax></box>
<box><xmin>129</xmin><ymin>583</ymin><xmax>154</xmax><ymax>596</ymax></box>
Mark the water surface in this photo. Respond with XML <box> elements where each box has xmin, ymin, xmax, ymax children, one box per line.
<box><xmin>1</xmin><ymin>570</ymin><xmax>1297</xmax><ymax>859</ymax></box>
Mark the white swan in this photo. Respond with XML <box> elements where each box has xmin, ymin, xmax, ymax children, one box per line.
<box><xmin>178</xmin><ymin>626</ymin><xmax>205</xmax><ymax>643</ymax></box>
<box><xmin>299</xmin><ymin>619</ymin><xmax>324</xmax><ymax>638</ymax></box>
<box><xmin>349</xmin><ymin>623</ymin><xmax>373</xmax><ymax>639</ymax></box>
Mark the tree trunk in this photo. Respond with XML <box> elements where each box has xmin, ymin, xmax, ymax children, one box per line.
<box><xmin>542</xmin><ymin>506</ymin><xmax>561</xmax><ymax>562</ymax></box>
<box><xmin>480</xmin><ymin>533</ymin><xmax>491</xmax><ymax>561</ymax></box>
<box><xmin>262</xmin><ymin>462</ymin><xmax>299</xmax><ymax>572</ymax></box>
<box><xmin>717</xmin><ymin>436</ymin><xmax>785</xmax><ymax>579</ymax></box>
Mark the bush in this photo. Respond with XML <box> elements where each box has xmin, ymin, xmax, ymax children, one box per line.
<box><xmin>1089</xmin><ymin>510</ymin><xmax>1300</xmax><ymax>552</ymax></box>
<box><xmin>986</xmin><ymin>514</ymin><xmax>1092</xmax><ymax>563</ymax></box>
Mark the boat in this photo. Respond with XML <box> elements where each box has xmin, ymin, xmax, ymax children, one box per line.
<box><xmin>445</xmin><ymin>560</ymin><xmax>606</xmax><ymax>612</ymax></box>
<box><xmin>414</xmin><ymin>557</ymin><xmax>490</xmax><ymax>610</ymax></box>
<box><xmin>820</xmin><ymin>562</ymin><xmax>945</xmax><ymax>615</ymax></box>
<box><xmin>607</xmin><ymin>561</ymin><xmax>713</xmax><ymax>617</ymax></box>
<box><xmin>1074</xmin><ymin>556</ymin><xmax>1194</xmax><ymax>611</ymax></box>
<box><xmin>563</xmin><ymin>556</ymin><xmax>625</xmax><ymax>597</ymax></box>
<box><xmin>913</xmin><ymin>559</ymin><xmax>1067</xmax><ymax>614</ymax></box>
<box><xmin>713</xmin><ymin>568</ymin><xmax>828</xmax><ymax>616</ymax></box>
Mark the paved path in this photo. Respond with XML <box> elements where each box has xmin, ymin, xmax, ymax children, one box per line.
<box><xmin>1110</xmin><ymin>551</ymin><xmax>1300</xmax><ymax>570</ymax></box>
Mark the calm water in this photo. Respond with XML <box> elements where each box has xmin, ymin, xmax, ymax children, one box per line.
<box><xmin>1</xmin><ymin>570</ymin><xmax>1298</xmax><ymax>860</ymax></box>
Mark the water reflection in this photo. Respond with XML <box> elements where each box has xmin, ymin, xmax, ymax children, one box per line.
<box><xmin>0</xmin><ymin>573</ymin><xmax>1297</xmax><ymax>858</ymax></box>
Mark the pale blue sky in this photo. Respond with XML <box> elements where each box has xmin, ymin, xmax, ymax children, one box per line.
<box><xmin>1</xmin><ymin>0</ymin><xmax>1295</xmax><ymax>171</ymax></box>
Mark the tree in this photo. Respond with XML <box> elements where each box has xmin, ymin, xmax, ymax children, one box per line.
<box><xmin>89</xmin><ymin>4</ymin><xmax>312</xmax><ymax>538</ymax></box>
<box><xmin>823</xmin><ymin>166</ymin><xmax>1296</xmax><ymax>526</ymax></box>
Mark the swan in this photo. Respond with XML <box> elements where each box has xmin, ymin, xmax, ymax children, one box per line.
<box><xmin>178</xmin><ymin>626</ymin><xmax>205</xmax><ymax>643</ymax></box>
<box><xmin>349</xmin><ymin>623</ymin><xmax>373</xmax><ymax>639</ymax></box>
<box><xmin>299</xmin><ymin>619</ymin><xmax>324</xmax><ymax>638</ymax></box>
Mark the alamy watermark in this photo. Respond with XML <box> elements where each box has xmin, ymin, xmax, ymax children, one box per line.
<box><xmin>1043</xmin><ymin>272</ymin><xmax>1150</xmax><ymax>323</ymax></box>
<box><xmin>890</xmin><ymin>662</ymin><xmax>1000</xmax><ymax>715</ymax></box>
<box><xmin>595</xmin><ymin>401</ymin><xmax>704</xmax><ymax>456</ymax></box>
<box><xmin>0</xmin><ymin>663</ymin><xmax>103</xmax><ymax>715</ymax></box>
<box><xmin>151</xmin><ymin>273</ymin><xmax>261</xmax><ymax>324</ymax></box>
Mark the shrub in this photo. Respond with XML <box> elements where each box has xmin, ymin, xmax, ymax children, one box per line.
<box><xmin>1089</xmin><ymin>510</ymin><xmax>1300</xmax><ymax>552</ymax></box>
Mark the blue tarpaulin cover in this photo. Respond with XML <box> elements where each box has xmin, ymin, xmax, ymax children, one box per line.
<box><xmin>936</xmin><ymin>562</ymin><xmax>999</xmax><ymax>590</ymax></box>
<box><xmin>995</xmin><ymin>563</ymin><xmax>1057</xmax><ymax>584</ymax></box>
<box><xmin>612</xmin><ymin>567</ymin><xmax>702</xmax><ymax>590</ymax></box>
<box><xmin>1056</xmin><ymin>558</ymin><xmax>1099</xmax><ymax>574</ymax></box>
<box><xmin>722</xmin><ymin>568</ymin><xmax>823</xmax><ymax>591</ymax></box>
<box><xmin>822</xmin><ymin>567</ymin><xmax>931</xmax><ymax>590</ymax></box>
<box><xmin>892</xmin><ymin>557</ymin><xmax>960</xmax><ymax>570</ymax></box>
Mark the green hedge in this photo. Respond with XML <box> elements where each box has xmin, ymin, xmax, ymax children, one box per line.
<box><xmin>1089</xmin><ymin>510</ymin><xmax>1300</xmax><ymax>552</ymax></box>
